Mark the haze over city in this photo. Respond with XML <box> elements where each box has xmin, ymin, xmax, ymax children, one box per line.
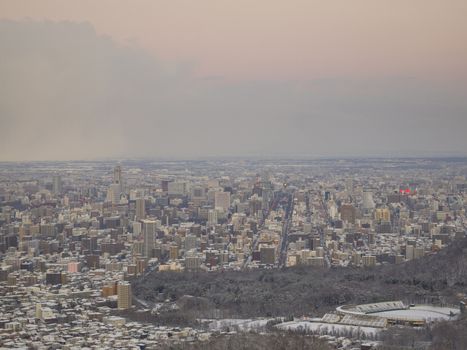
<box><xmin>1</xmin><ymin>0</ymin><xmax>467</xmax><ymax>161</ymax></box>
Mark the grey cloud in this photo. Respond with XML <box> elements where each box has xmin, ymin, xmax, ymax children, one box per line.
<box><xmin>0</xmin><ymin>20</ymin><xmax>466</xmax><ymax>160</ymax></box>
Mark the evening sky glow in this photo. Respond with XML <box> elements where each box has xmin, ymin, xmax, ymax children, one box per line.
<box><xmin>1</xmin><ymin>0</ymin><xmax>466</xmax><ymax>160</ymax></box>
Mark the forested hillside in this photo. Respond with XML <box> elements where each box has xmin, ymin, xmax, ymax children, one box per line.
<box><xmin>133</xmin><ymin>237</ymin><xmax>467</xmax><ymax>319</ymax></box>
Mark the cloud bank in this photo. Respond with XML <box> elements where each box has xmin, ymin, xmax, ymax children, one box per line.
<box><xmin>1</xmin><ymin>20</ymin><xmax>466</xmax><ymax>160</ymax></box>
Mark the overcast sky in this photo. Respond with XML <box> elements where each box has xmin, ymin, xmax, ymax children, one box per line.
<box><xmin>1</xmin><ymin>1</ymin><xmax>467</xmax><ymax>161</ymax></box>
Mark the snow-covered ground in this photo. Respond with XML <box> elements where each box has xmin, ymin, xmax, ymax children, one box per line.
<box><xmin>276</xmin><ymin>321</ymin><xmax>381</xmax><ymax>337</ymax></box>
<box><xmin>205</xmin><ymin>318</ymin><xmax>273</xmax><ymax>331</ymax></box>
<box><xmin>371</xmin><ymin>305</ymin><xmax>459</xmax><ymax>321</ymax></box>
<box><xmin>201</xmin><ymin>304</ymin><xmax>460</xmax><ymax>338</ymax></box>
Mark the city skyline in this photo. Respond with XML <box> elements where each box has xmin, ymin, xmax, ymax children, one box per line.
<box><xmin>0</xmin><ymin>158</ymin><xmax>465</xmax><ymax>348</ymax></box>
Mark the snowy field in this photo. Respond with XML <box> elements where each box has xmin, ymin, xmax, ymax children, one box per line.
<box><xmin>276</xmin><ymin>321</ymin><xmax>381</xmax><ymax>337</ymax></box>
<box><xmin>371</xmin><ymin>305</ymin><xmax>459</xmax><ymax>321</ymax></box>
<box><xmin>206</xmin><ymin>318</ymin><xmax>273</xmax><ymax>331</ymax></box>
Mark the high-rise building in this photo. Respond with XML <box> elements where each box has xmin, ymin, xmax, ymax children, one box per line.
<box><xmin>112</xmin><ymin>164</ymin><xmax>124</xmax><ymax>196</ymax></box>
<box><xmin>362</xmin><ymin>255</ymin><xmax>376</xmax><ymax>267</ymax></box>
<box><xmin>260</xmin><ymin>246</ymin><xmax>276</xmax><ymax>265</ymax></box>
<box><xmin>185</xmin><ymin>255</ymin><xmax>202</xmax><ymax>271</ymax></box>
<box><xmin>184</xmin><ymin>234</ymin><xmax>198</xmax><ymax>251</ymax></box>
<box><xmin>362</xmin><ymin>189</ymin><xmax>376</xmax><ymax>211</ymax></box>
<box><xmin>208</xmin><ymin>209</ymin><xmax>218</xmax><ymax>225</ymax></box>
<box><xmin>132</xmin><ymin>221</ymin><xmax>142</xmax><ymax>235</ymax></box>
<box><xmin>339</xmin><ymin>204</ymin><xmax>356</xmax><ymax>224</ymax></box>
<box><xmin>214</xmin><ymin>191</ymin><xmax>230</xmax><ymax>212</ymax></box>
<box><xmin>375</xmin><ymin>207</ymin><xmax>390</xmax><ymax>222</ymax></box>
<box><xmin>249</xmin><ymin>194</ymin><xmax>262</xmax><ymax>216</ymax></box>
<box><xmin>117</xmin><ymin>282</ymin><xmax>132</xmax><ymax>310</ymax></box>
<box><xmin>168</xmin><ymin>181</ymin><xmax>188</xmax><ymax>196</ymax></box>
<box><xmin>135</xmin><ymin>198</ymin><xmax>146</xmax><ymax>220</ymax></box>
<box><xmin>67</xmin><ymin>262</ymin><xmax>80</xmax><ymax>273</ymax></box>
<box><xmin>191</xmin><ymin>187</ymin><xmax>205</xmax><ymax>198</ymax></box>
<box><xmin>142</xmin><ymin>219</ymin><xmax>156</xmax><ymax>258</ymax></box>
<box><xmin>114</xmin><ymin>165</ymin><xmax>122</xmax><ymax>186</ymax></box>
<box><xmin>129</xmin><ymin>189</ymin><xmax>143</xmax><ymax>201</ymax></box>
<box><xmin>262</xmin><ymin>186</ymin><xmax>273</xmax><ymax>211</ymax></box>
<box><xmin>106</xmin><ymin>183</ymin><xmax>121</xmax><ymax>204</ymax></box>
<box><xmin>52</xmin><ymin>175</ymin><xmax>62</xmax><ymax>195</ymax></box>
<box><xmin>161</xmin><ymin>179</ymin><xmax>172</xmax><ymax>192</ymax></box>
<box><xmin>169</xmin><ymin>245</ymin><xmax>179</xmax><ymax>260</ymax></box>
<box><xmin>352</xmin><ymin>252</ymin><xmax>362</xmax><ymax>266</ymax></box>
<box><xmin>414</xmin><ymin>247</ymin><xmax>425</xmax><ymax>259</ymax></box>
<box><xmin>405</xmin><ymin>245</ymin><xmax>414</xmax><ymax>260</ymax></box>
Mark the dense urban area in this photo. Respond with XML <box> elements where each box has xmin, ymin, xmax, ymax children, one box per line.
<box><xmin>0</xmin><ymin>158</ymin><xmax>466</xmax><ymax>349</ymax></box>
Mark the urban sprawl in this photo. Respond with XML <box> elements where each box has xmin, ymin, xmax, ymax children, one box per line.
<box><xmin>0</xmin><ymin>158</ymin><xmax>466</xmax><ymax>349</ymax></box>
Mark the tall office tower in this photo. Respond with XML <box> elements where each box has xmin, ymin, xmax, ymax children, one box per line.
<box><xmin>362</xmin><ymin>189</ymin><xmax>376</xmax><ymax>210</ymax></box>
<box><xmin>52</xmin><ymin>175</ymin><xmax>62</xmax><ymax>195</ymax></box>
<box><xmin>113</xmin><ymin>165</ymin><xmax>123</xmax><ymax>194</ymax></box>
<box><xmin>161</xmin><ymin>179</ymin><xmax>171</xmax><ymax>193</ymax></box>
<box><xmin>208</xmin><ymin>209</ymin><xmax>218</xmax><ymax>225</ymax></box>
<box><xmin>184</xmin><ymin>234</ymin><xmax>198</xmax><ymax>251</ymax></box>
<box><xmin>117</xmin><ymin>282</ymin><xmax>132</xmax><ymax>310</ymax></box>
<box><xmin>135</xmin><ymin>198</ymin><xmax>146</xmax><ymax>220</ymax></box>
<box><xmin>132</xmin><ymin>221</ymin><xmax>142</xmax><ymax>235</ymax></box>
<box><xmin>339</xmin><ymin>203</ymin><xmax>356</xmax><ymax>224</ymax></box>
<box><xmin>142</xmin><ymin>219</ymin><xmax>156</xmax><ymax>258</ymax></box>
<box><xmin>214</xmin><ymin>191</ymin><xmax>230</xmax><ymax>212</ymax></box>
<box><xmin>328</xmin><ymin>201</ymin><xmax>338</xmax><ymax>219</ymax></box>
<box><xmin>405</xmin><ymin>245</ymin><xmax>415</xmax><ymax>261</ymax></box>
<box><xmin>249</xmin><ymin>194</ymin><xmax>263</xmax><ymax>216</ymax></box>
<box><xmin>169</xmin><ymin>245</ymin><xmax>179</xmax><ymax>260</ymax></box>
<box><xmin>106</xmin><ymin>183</ymin><xmax>121</xmax><ymax>204</ymax></box>
<box><xmin>262</xmin><ymin>181</ymin><xmax>273</xmax><ymax>211</ymax></box>
<box><xmin>113</xmin><ymin>165</ymin><xmax>122</xmax><ymax>185</ymax></box>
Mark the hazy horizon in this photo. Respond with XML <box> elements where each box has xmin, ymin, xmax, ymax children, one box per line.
<box><xmin>2</xmin><ymin>152</ymin><xmax>467</xmax><ymax>164</ymax></box>
<box><xmin>1</xmin><ymin>1</ymin><xmax>467</xmax><ymax>161</ymax></box>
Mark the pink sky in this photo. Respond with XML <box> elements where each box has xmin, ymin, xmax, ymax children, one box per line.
<box><xmin>1</xmin><ymin>0</ymin><xmax>467</xmax><ymax>80</ymax></box>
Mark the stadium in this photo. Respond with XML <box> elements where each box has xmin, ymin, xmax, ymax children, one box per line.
<box><xmin>335</xmin><ymin>301</ymin><xmax>460</xmax><ymax>327</ymax></box>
